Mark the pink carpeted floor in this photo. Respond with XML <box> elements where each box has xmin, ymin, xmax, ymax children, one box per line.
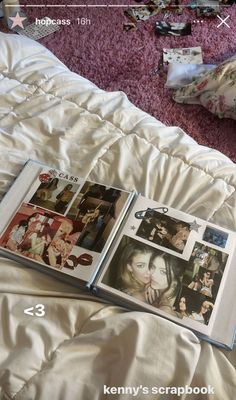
<box><xmin>2</xmin><ymin>0</ymin><xmax>236</xmax><ymax>161</ymax></box>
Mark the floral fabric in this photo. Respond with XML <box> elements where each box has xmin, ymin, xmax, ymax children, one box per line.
<box><xmin>173</xmin><ymin>56</ymin><xmax>236</xmax><ymax>120</ymax></box>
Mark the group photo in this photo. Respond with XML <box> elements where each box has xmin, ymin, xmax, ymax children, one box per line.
<box><xmin>0</xmin><ymin>203</ymin><xmax>83</xmax><ymax>270</ymax></box>
<box><xmin>29</xmin><ymin>176</ymin><xmax>79</xmax><ymax>214</ymax></box>
<box><xmin>173</xmin><ymin>286</ymin><xmax>214</xmax><ymax>325</ymax></box>
<box><xmin>136</xmin><ymin>209</ymin><xmax>191</xmax><ymax>253</ymax></box>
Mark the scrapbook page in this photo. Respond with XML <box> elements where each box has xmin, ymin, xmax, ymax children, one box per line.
<box><xmin>95</xmin><ymin>195</ymin><xmax>236</xmax><ymax>348</ymax></box>
<box><xmin>0</xmin><ymin>160</ymin><xmax>134</xmax><ymax>286</ymax></box>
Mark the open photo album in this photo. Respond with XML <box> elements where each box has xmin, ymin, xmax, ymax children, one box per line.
<box><xmin>0</xmin><ymin>160</ymin><xmax>235</xmax><ymax>349</ymax></box>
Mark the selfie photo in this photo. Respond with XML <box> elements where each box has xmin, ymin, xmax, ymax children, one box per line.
<box><xmin>102</xmin><ymin>235</ymin><xmax>186</xmax><ymax>312</ymax></box>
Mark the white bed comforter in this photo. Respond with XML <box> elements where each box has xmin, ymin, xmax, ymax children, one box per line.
<box><xmin>0</xmin><ymin>32</ymin><xmax>236</xmax><ymax>400</ymax></box>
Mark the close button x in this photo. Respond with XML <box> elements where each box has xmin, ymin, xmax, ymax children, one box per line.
<box><xmin>217</xmin><ymin>15</ymin><xmax>230</xmax><ymax>28</ymax></box>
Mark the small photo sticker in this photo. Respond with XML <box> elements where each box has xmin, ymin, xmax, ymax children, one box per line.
<box><xmin>203</xmin><ymin>226</ymin><xmax>228</xmax><ymax>248</ymax></box>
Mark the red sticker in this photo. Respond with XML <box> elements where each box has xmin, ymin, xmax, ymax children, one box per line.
<box><xmin>39</xmin><ymin>173</ymin><xmax>51</xmax><ymax>183</ymax></box>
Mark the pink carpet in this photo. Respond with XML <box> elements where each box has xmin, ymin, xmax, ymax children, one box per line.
<box><xmin>2</xmin><ymin>0</ymin><xmax>236</xmax><ymax>161</ymax></box>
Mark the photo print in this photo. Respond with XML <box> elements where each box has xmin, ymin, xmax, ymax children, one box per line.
<box><xmin>124</xmin><ymin>2</ymin><xmax>160</xmax><ymax>23</ymax></box>
<box><xmin>181</xmin><ymin>242</ymin><xmax>228</xmax><ymax>300</ymax></box>
<box><xmin>0</xmin><ymin>203</ymin><xmax>83</xmax><ymax>270</ymax></box>
<box><xmin>173</xmin><ymin>286</ymin><xmax>214</xmax><ymax>325</ymax></box>
<box><xmin>124</xmin><ymin>1</ymin><xmax>182</xmax><ymax>24</ymax></box>
<box><xmin>67</xmin><ymin>181</ymin><xmax>130</xmax><ymax>252</ymax></box>
<box><xmin>102</xmin><ymin>235</ymin><xmax>187</xmax><ymax>313</ymax></box>
<box><xmin>163</xmin><ymin>47</ymin><xmax>203</xmax><ymax>64</ymax></box>
<box><xmin>186</xmin><ymin>266</ymin><xmax>219</xmax><ymax>299</ymax></box>
<box><xmin>29</xmin><ymin>176</ymin><xmax>79</xmax><ymax>215</ymax></box>
<box><xmin>156</xmin><ymin>21</ymin><xmax>191</xmax><ymax>36</ymax></box>
<box><xmin>203</xmin><ymin>226</ymin><xmax>228</xmax><ymax>248</ymax></box>
<box><xmin>136</xmin><ymin>208</ymin><xmax>191</xmax><ymax>253</ymax></box>
<box><xmin>151</xmin><ymin>0</ymin><xmax>182</xmax><ymax>13</ymax></box>
<box><xmin>196</xmin><ymin>0</ymin><xmax>219</xmax><ymax>17</ymax></box>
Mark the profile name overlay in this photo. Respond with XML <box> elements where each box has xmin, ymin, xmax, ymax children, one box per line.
<box><xmin>35</xmin><ymin>17</ymin><xmax>91</xmax><ymax>26</ymax></box>
<box><xmin>103</xmin><ymin>385</ymin><xmax>215</xmax><ymax>396</ymax></box>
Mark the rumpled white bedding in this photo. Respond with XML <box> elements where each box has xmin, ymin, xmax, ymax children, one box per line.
<box><xmin>0</xmin><ymin>32</ymin><xmax>236</xmax><ymax>400</ymax></box>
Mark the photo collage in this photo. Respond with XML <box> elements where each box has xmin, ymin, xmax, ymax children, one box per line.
<box><xmin>0</xmin><ymin>171</ymin><xmax>130</xmax><ymax>278</ymax></box>
<box><xmin>101</xmin><ymin>205</ymin><xmax>229</xmax><ymax>326</ymax></box>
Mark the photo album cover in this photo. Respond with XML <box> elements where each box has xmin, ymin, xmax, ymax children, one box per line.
<box><xmin>0</xmin><ymin>160</ymin><xmax>235</xmax><ymax>349</ymax></box>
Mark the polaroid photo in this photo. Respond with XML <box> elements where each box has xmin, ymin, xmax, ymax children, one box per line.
<box><xmin>196</xmin><ymin>0</ymin><xmax>220</xmax><ymax>17</ymax></box>
<box><xmin>156</xmin><ymin>21</ymin><xmax>191</xmax><ymax>36</ymax></box>
<box><xmin>163</xmin><ymin>46</ymin><xmax>203</xmax><ymax>64</ymax></box>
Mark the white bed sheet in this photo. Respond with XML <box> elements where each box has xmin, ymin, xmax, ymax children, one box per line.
<box><xmin>0</xmin><ymin>32</ymin><xmax>236</xmax><ymax>400</ymax></box>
